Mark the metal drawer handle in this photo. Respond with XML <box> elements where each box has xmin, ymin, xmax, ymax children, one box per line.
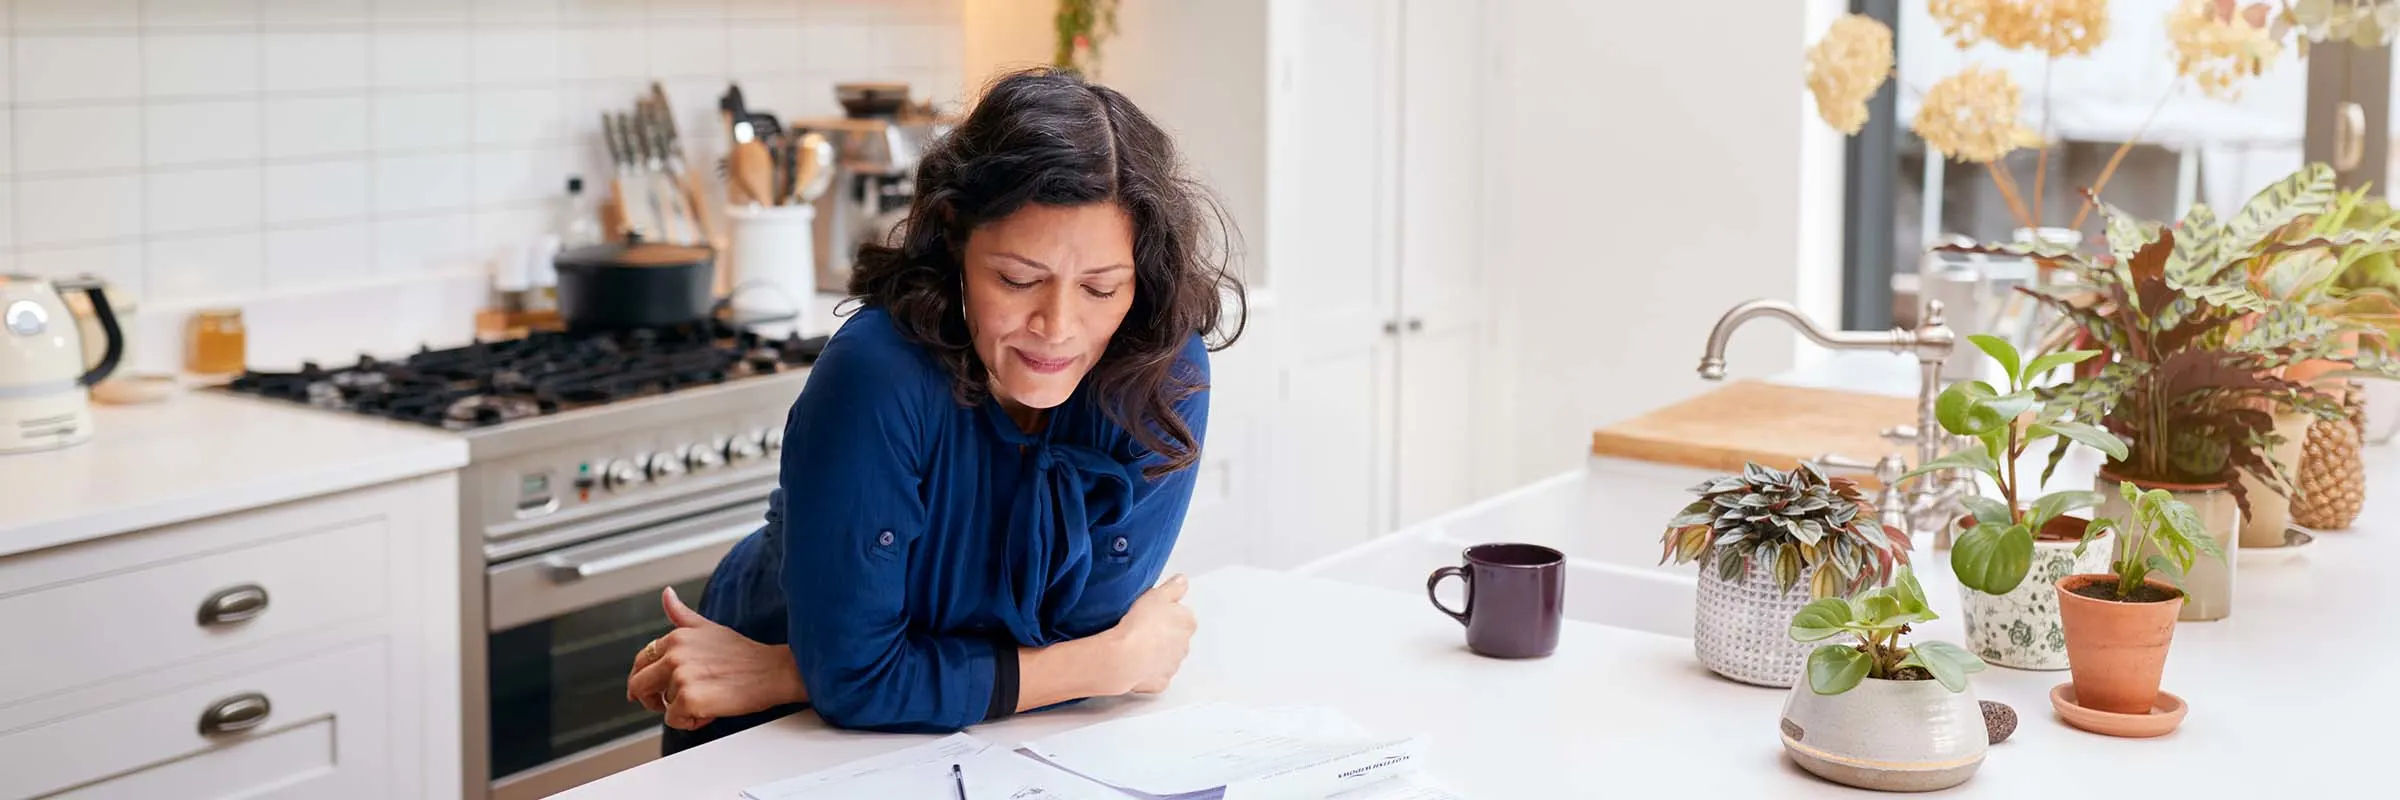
<box><xmin>198</xmin><ymin>692</ymin><xmax>271</xmax><ymax>736</ymax></box>
<box><xmin>197</xmin><ymin>584</ymin><xmax>270</xmax><ymax>627</ymax></box>
<box><xmin>546</xmin><ymin>524</ymin><xmax>754</xmax><ymax>582</ymax></box>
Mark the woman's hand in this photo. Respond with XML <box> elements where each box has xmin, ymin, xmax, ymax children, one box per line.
<box><xmin>1103</xmin><ymin>574</ymin><xmax>1198</xmax><ymax>694</ymax></box>
<box><xmin>626</xmin><ymin>587</ymin><xmax>809</xmax><ymax>730</ymax></box>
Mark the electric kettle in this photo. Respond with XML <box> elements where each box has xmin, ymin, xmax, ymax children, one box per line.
<box><xmin>1</xmin><ymin>274</ymin><xmax>122</xmax><ymax>453</ymax></box>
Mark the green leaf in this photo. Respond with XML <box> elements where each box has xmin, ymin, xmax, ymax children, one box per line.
<box><xmin>1968</xmin><ymin>334</ymin><xmax>2022</xmax><ymax>386</ymax></box>
<box><xmin>1959</xmin><ymin>495</ymin><xmax>2014</xmax><ymax>530</ymax></box>
<box><xmin>1906</xmin><ymin>641</ymin><xmax>1988</xmax><ymax>693</ymax></box>
<box><xmin>2023</xmin><ymin>349</ymin><xmax>2100</xmax><ymax>380</ymax></box>
<box><xmin>1951</xmin><ymin>523</ymin><xmax>2035</xmax><ymax>595</ymax></box>
<box><xmin>1933</xmin><ymin>380</ymin><xmax>1997</xmax><ymax>436</ymax></box>
<box><xmin>2220</xmin><ymin>162</ymin><xmax>2335</xmax><ymax>266</ymax></box>
<box><xmin>2028</xmin><ymin>490</ymin><xmax>2103</xmax><ymax>530</ymax></box>
<box><xmin>2071</xmin><ymin>516</ymin><xmax>2117</xmax><ymax>558</ymax></box>
<box><xmin>1788</xmin><ymin>598</ymin><xmax>1854</xmax><ymax>642</ymax></box>
<box><xmin>2144</xmin><ymin>553</ymin><xmax>2182</xmax><ymax>587</ymax></box>
<box><xmin>1981</xmin><ymin>390</ymin><xmax>2038</xmax><ymax>429</ymax></box>
<box><xmin>1859</xmin><ymin>593</ymin><xmax>1902</xmax><ymax>624</ymax></box>
<box><xmin>2027</xmin><ymin>420</ymin><xmax>2131</xmax><ymax>462</ymax></box>
<box><xmin>1808</xmin><ymin>645</ymin><xmax>1871</xmax><ymax>695</ymax></box>
<box><xmin>1890</xmin><ymin>566</ymin><xmax>1932</xmax><ymax>618</ymax></box>
<box><xmin>1898</xmin><ymin>448</ymin><xmax>2001</xmax><ymax>483</ymax></box>
<box><xmin>2262</xmin><ymin>248</ymin><xmax>2344</xmax><ymax>301</ymax></box>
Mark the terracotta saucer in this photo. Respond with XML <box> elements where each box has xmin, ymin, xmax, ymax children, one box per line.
<box><xmin>2050</xmin><ymin>682</ymin><xmax>2186</xmax><ymax>738</ymax></box>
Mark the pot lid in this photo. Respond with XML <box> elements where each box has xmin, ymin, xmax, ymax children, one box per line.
<box><xmin>554</xmin><ymin>237</ymin><xmax>714</xmax><ymax>269</ymax></box>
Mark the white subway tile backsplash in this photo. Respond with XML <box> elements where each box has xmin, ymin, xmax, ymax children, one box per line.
<box><xmin>0</xmin><ymin>39</ymin><xmax>12</xmax><ymax>103</ymax></box>
<box><xmin>374</xmin><ymin>0</ymin><xmax>471</xmax><ymax>25</ymax></box>
<box><xmin>20</xmin><ymin>243</ymin><xmax>144</xmax><ymax>298</ymax></box>
<box><xmin>146</xmin><ymin>100</ymin><xmax>262</xmax><ymax>166</ymax></box>
<box><xmin>727</xmin><ymin>0</ymin><xmax>801</xmax><ymax>21</ymax></box>
<box><xmin>474</xmin><ymin>0</ymin><xmax>561</xmax><ymax>25</ymax></box>
<box><xmin>18</xmin><ymin>174</ymin><xmax>142</xmax><ymax>246</ymax></box>
<box><xmin>728</xmin><ymin>22</ymin><xmax>800</xmax><ymax>76</ymax></box>
<box><xmin>143</xmin><ymin>0</ymin><xmax>261</xmax><ymax>30</ymax></box>
<box><xmin>0</xmin><ymin>186</ymin><xmax>14</xmax><ymax>249</ymax></box>
<box><xmin>473</xmin><ymin>28</ymin><xmax>559</xmax><ymax>85</ymax></box>
<box><xmin>561</xmin><ymin>25</ymin><xmax>646</xmax><ymax>81</ymax></box>
<box><xmin>265</xmin><ymin>95</ymin><xmax>370</xmax><ymax>157</ymax></box>
<box><xmin>15</xmin><ymin>35</ymin><xmax>141</xmax><ymax>103</ymax></box>
<box><xmin>647</xmin><ymin>24</ymin><xmax>725</xmax><ymax>78</ymax></box>
<box><xmin>375</xmin><ymin>153</ymin><xmax>472</xmax><ymax>213</ymax></box>
<box><xmin>374</xmin><ymin>212</ymin><xmax>475</xmax><ymax>275</ymax></box>
<box><xmin>17</xmin><ymin>105</ymin><xmax>141</xmax><ymax>173</ymax></box>
<box><xmin>266</xmin><ymin>159</ymin><xmax>369</xmax><ymax>223</ymax></box>
<box><xmin>473</xmin><ymin>204</ymin><xmax>549</xmax><ymax>252</ymax></box>
<box><xmin>561</xmin><ymin>0</ymin><xmax>647</xmax><ymax>23</ymax></box>
<box><xmin>147</xmin><ymin>167</ymin><xmax>261</xmax><ymax>234</ymax></box>
<box><xmin>266</xmin><ymin>222</ymin><xmax>371</xmax><ymax>288</ymax></box>
<box><xmin>15</xmin><ymin>0</ymin><xmax>139</xmax><ymax>31</ymax></box>
<box><xmin>265</xmin><ymin>32</ymin><xmax>369</xmax><ymax>93</ymax></box>
<box><xmin>262</xmin><ymin>0</ymin><xmax>370</xmax><ymax>27</ymax></box>
<box><xmin>372</xmin><ymin>91</ymin><xmax>472</xmax><ymax>150</ymax></box>
<box><xmin>474</xmin><ymin>87</ymin><xmax>565</xmax><ymax>145</ymax></box>
<box><xmin>145</xmin><ymin>33</ymin><xmax>263</xmax><ymax>98</ymax></box>
<box><xmin>145</xmin><ymin>231</ymin><xmax>263</xmax><ymax>301</ymax></box>
<box><xmin>800</xmin><ymin>22</ymin><xmax>870</xmax><ymax>73</ymax></box>
<box><xmin>651</xmin><ymin>0</ymin><xmax>729</xmax><ymax>21</ymax></box>
<box><xmin>373</xmin><ymin>29</ymin><xmax>471</xmax><ymax>89</ymax></box>
<box><xmin>472</xmin><ymin>147</ymin><xmax>566</xmax><ymax>206</ymax></box>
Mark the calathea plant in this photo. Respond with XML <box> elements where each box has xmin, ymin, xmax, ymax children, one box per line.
<box><xmin>1660</xmin><ymin>462</ymin><xmax>1913</xmax><ymax>599</ymax></box>
<box><xmin>1938</xmin><ymin>163</ymin><xmax>2380</xmax><ymax>518</ymax></box>
<box><xmin>1902</xmin><ymin>333</ymin><xmax>2130</xmax><ymax>596</ymax></box>
<box><xmin>1788</xmin><ymin>567</ymin><xmax>1987</xmax><ymax>694</ymax></box>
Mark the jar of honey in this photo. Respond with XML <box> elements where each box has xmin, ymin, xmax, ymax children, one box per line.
<box><xmin>186</xmin><ymin>308</ymin><xmax>246</xmax><ymax>376</ymax></box>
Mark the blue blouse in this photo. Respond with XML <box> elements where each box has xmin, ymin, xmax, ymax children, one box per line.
<box><xmin>694</xmin><ymin>306</ymin><xmax>1209</xmax><ymax>735</ymax></box>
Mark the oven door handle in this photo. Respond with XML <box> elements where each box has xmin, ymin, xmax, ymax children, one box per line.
<box><xmin>545</xmin><ymin>517</ymin><xmax>757</xmax><ymax>582</ymax></box>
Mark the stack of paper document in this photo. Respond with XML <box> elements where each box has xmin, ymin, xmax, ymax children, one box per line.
<box><xmin>738</xmin><ymin>703</ymin><xmax>1463</xmax><ymax>800</ymax></box>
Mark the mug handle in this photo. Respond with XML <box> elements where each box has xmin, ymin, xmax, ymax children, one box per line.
<box><xmin>1426</xmin><ymin>566</ymin><xmax>1470</xmax><ymax>625</ymax></box>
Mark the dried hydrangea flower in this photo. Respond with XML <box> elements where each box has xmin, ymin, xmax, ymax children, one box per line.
<box><xmin>1806</xmin><ymin>14</ymin><xmax>1895</xmax><ymax>135</ymax></box>
<box><xmin>1929</xmin><ymin>0</ymin><xmax>2111</xmax><ymax>57</ymax></box>
<box><xmin>2169</xmin><ymin>0</ymin><xmax>2284</xmax><ymax>99</ymax></box>
<box><xmin>1911</xmin><ymin>66</ymin><xmax>2032</xmax><ymax>163</ymax></box>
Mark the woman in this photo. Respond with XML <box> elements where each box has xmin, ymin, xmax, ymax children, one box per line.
<box><xmin>623</xmin><ymin>67</ymin><xmax>1244</xmax><ymax>752</ymax></box>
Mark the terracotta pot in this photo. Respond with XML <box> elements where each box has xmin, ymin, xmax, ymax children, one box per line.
<box><xmin>1779</xmin><ymin>676</ymin><xmax>1987</xmax><ymax>791</ymax></box>
<box><xmin>2055</xmin><ymin>573</ymin><xmax>2184</xmax><ymax>715</ymax></box>
<box><xmin>2094</xmin><ymin>468</ymin><xmax>2239</xmax><ymax>621</ymax></box>
<box><xmin>1958</xmin><ymin>515</ymin><xmax>2113</xmax><ymax>671</ymax></box>
<box><xmin>2236</xmin><ymin>408</ymin><xmax>2312</xmax><ymax>548</ymax></box>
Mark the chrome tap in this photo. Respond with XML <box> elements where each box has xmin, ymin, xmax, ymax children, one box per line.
<box><xmin>1696</xmin><ymin>298</ymin><xmax>1969</xmax><ymax>544</ymax></box>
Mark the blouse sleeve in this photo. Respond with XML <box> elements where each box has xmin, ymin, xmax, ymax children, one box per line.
<box><xmin>1077</xmin><ymin>335</ymin><xmax>1213</xmax><ymax>627</ymax></box>
<box><xmin>776</xmin><ymin>329</ymin><xmax>1006</xmax><ymax>733</ymax></box>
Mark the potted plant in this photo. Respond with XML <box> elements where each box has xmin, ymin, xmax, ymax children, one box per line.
<box><xmin>2053</xmin><ymin>480</ymin><xmax>2228</xmax><ymax>737</ymax></box>
<box><xmin>1942</xmin><ymin>165</ymin><xmax>2365</xmax><ymax>620</ymax></box>
<box><xmin>1660</xmin><ymin>461</ymin><xmax>1913</xmax><ymax>687</ymax></box>
<box><xmin>1778</xmin><ymin>567</ymin><xmax>1990</xmax><ymax>792</ymax></box>
<box><xmin>1902</xmin><ymin>333</ymin><xmax>2130</xmax><ymax>670</ymax></box>
<box><xmin>2258</xmin><ymin>184</ymin><xmax>2400</xmax><ymax>528</ymax></box>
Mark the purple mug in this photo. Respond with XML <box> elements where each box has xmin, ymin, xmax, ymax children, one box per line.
<box><xmin>1426</xmin><ymin>542</ymin><xmax>1565</xmax><ymax>658</ymax></box>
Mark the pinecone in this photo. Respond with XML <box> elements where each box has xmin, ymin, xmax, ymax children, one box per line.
<box><xmin>2295</xmin><ymin>384</ymin><xmax>2367</xmax><ymax>530</ymax></box>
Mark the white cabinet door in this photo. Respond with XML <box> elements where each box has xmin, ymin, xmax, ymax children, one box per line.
<box><xmin>1393</xmin><ymin>0</ymin><xmax>1491</xmax><ymax>527</ymax></box>
<box><xmin>1263</xmin><ymin>0</ymin><xmax>1401</xmax><ymax>566</ymax></box>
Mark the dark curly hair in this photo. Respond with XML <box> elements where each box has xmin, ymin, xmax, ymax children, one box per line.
<box><xmin>847</xmin><ymin>67</ymin><xmax>1246</xmax><ymax>479</ymax></box>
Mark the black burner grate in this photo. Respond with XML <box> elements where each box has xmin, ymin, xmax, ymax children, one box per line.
<box><xmin>223</xmin><ymin>320</ymin><xmax>826</xmax><ymax>430</ymax></box>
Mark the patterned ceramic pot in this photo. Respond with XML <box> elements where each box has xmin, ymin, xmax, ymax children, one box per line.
<box><xmin>1694</xmin><ymin>551</ymin><xmax>1816</xmax><ymax>687</ymax></box>
<box><xmin>1959</xmin><ymin>516</ymin><xmax>2114</xmax><ymax>671</ymax></box>
<box><xmin>1780</xmin><ymin>677</ymin><xmax>1988</xmax><ymax>792</ymax></box>
<box><xmin>2096</xmin><ymin>469</ymin><xmax>2240</xmax><ymax>621</ymax></box>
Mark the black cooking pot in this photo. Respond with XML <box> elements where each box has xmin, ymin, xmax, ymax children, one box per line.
<box><xmin>553</xmin><ymin>238</ymin><xmax>719</xmax><ymax>329</ymax></box>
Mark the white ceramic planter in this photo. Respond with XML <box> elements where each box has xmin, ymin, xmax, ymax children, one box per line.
<box><xmin>1960</xmin><ymin>530</ymin><xmax>2113</xmax><ymax>670</ymax></box>
<box><xmin>1693</xmin><ymin>552</ymin><xmax>1815</xmax><ymax>687</ymax></box>
<box><xmin>2235</xmin><ymin>410</ymin><xmax>2311</xmax><ymax>548</ymax></box>
<box><xmin>1779</xmin><ymin>677</ymin><xmax>1988</xmax><ymax>792</ymax></box>
<box><xmin>2094</xmin><ymin>473</ymin><xmax>2240</xmax><ymax>622</ymax></box>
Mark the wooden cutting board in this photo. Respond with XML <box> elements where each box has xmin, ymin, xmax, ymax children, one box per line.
<box><xmin>1590</xmin><ymin>380</ymin><xmax>1923</xmax><ymax>488</ymax></box>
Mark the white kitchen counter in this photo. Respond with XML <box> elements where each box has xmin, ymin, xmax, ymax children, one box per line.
<box><xmin>0</xmin><ymin>388</ymin><xmax>467</xmax><ymax>558</ymax></box>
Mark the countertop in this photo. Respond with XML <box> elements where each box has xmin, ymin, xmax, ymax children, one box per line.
<box><xmin>0</xmin><ymin>389</ymin><xmax>470</xmax><ymax>558</ymax></box>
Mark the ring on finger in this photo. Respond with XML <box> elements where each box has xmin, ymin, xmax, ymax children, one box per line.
<box><xmin>642</xmin><ymin>639</ymin><xmax>661</xmax><ymax>662</ymax></box>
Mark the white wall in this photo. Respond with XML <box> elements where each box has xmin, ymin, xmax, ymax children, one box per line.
<box><xmin>1487</xmin><ymin>0</ymin><xmax>1817</xmax><ymax>488</ymax></box>
<box><xmin>5</xmin><ymin>0</ymin><xmax>965</xmax><ymax>372</ymax></box>
<box><xmin>1795</xmin><ymin>0</ymin><xmax>1851</xmax><ymax>370</ymax></box>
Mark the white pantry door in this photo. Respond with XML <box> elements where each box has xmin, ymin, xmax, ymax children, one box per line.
<box><xmin>1263</xmin><ymin>0</ymin><xmax>1403</xmax><ymax>566</ymax></box>
<box><xmin>1393</xmin><ymin>0</ymin><xmax>1491</xmax><ymax>528</ymax></box>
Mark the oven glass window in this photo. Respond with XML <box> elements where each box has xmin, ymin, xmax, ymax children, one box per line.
<box><xmin>488</xmin><ymin>576</ymin><xmax>709</xmax><ymax>780</ymax></box>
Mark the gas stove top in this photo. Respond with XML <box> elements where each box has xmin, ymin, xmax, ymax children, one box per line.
<box><xmin>221</xmin><ymin>320</ymin><xmax>827</xmax><ymax>432</ymax></box>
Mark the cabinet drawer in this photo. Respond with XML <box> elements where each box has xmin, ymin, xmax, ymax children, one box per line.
<box><xmin>0</xmin><ymin>519</ymin><xmax>389</xmax><ymax>710</ymax></box>
<box><xmin>0</xmin><ymin>640</ymin><xmax>390</xmax><ymax>800</ymax></box>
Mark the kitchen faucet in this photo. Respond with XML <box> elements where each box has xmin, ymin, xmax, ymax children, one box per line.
<box><xmin>1695</xmin><ymin>298</ymin><xmax>1973</xmax><ymax>546</ymax></box>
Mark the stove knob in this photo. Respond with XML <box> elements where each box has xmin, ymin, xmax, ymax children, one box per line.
<box><xmin>687</xmin><ymin>440</ymin><xmax>727</xmax><ymax>472</ymax></box>
<box><xmin>646</xmin><ymin>452</ymin><xmax>688</xmax><ymax>482</ymax></box>
<box><xmin>728</xmin><ymin>429</ymin><xmax>767</xmax><ymax>462</ymax></box>
<box><xmin>763</xmin><ymin>426</ymin><xmax>785</xmax><ymax>453</ymax></box>
<box><xmin>602</xmin><ymin>459</ymin><xmax>645</xmax><ymax>491</ymax></box>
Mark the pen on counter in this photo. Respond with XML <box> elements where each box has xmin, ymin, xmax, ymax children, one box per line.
<box><xmin>951</xmin><ymin>762</ymin><xmax>967</xmax><ymax>800</ymax></box>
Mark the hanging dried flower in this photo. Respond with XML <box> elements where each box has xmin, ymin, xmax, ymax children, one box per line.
<box><xmin>1805</xmin><ymin>14</ymin><xmax>1895</xmax><ymax>135</ymax></box>
<box><xmin>1929</xmin><ymin>0</ymin><xmax>2112</xmax><ymax>57</ymax></box>
<box><xmin>2169</xmin><ymin>0</ymin><xmax>2284</xmax><ymax>100</ymax></box>
<box><xmin>1912</xmin><ymin>66</ymin><xmax>2033</xmax><ymax>163</ymax></box>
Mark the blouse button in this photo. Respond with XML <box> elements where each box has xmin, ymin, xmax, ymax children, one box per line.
<box><xmin>877</xmin><ymin>530</ymin><xmax>895</xmax><ymax>546</ymax></box>
<box><xmin>1112</xmin><ymin>536</ymin><xmax>1130</xmax><ymax>553</ymax></box>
